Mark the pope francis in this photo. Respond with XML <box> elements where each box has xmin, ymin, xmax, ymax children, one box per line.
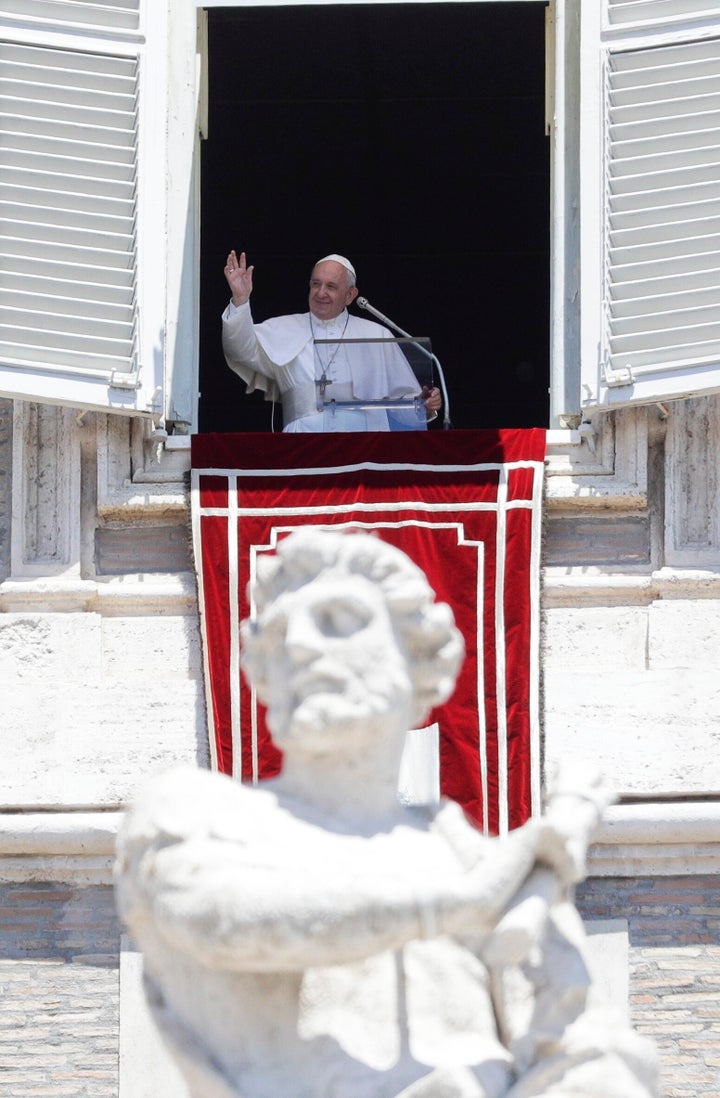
<box><xmin>221</xmin><ymin>251</ymin><xmax>441</xmax><ymax>432</ymax></box>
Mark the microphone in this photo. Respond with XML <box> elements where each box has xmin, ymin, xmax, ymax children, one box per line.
<box><xmin>356</xmin><ymin>297</ymin><xmax>452</xmax><ymax>429</ymax></box>
<box><xmin>356</xmin><ymin>297</ymin><xmax>396</xmax><ymax>328</ymax></box>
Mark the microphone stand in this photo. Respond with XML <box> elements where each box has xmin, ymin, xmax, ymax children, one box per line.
<box><xmin>356</xmin><ymin>297</ymin><xmax>452</xmax><ymax>429</ymax></box>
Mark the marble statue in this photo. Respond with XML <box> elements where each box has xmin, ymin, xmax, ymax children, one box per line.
<box><xmin>115</xmin><ymin>529</ymin><xmax>658</xmax><ymax>1098</ymax></box>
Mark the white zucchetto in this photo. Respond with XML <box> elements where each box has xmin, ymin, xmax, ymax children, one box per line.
<box><xmin>315</xmin><ymin>254</ymin><xmax>356</xmax><ymax>278</ymax></box>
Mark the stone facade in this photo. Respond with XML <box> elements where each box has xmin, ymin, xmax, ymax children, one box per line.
<box><xmin>1</xmin><ymin>396</ymin><xmax>719</xmax><ymax>1096</ymax></box>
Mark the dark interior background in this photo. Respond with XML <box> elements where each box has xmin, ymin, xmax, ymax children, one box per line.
<box><xmin>199</xmin><ymin>2</ymin><xmax>549</xmax><ymax>432</ymax></box>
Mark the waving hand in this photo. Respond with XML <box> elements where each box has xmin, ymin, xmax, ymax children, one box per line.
<box><xmin>225</xmin><ymin>250</ymin><xmax>254</xmax><ymax>307</ymax></box>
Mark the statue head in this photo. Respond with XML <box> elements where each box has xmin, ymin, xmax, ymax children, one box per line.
<box><xmin>241</xmin><ymin>529</ymin><xmax>464</xmax><ymax>752</ymax></box>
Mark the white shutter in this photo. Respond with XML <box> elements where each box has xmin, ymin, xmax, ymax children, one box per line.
<box><xmin>606</xmin><ymin>38</ymin><xmax>720</xmax><ymax>374</ymax></box>
<box><xmin>580</xmin><ymin>4</ymin><xmax>720</xmax><ymax>410</ymax></box>
<box><xmin>0</xmin><ymin>2</ymin><xmax>165</xmax><ymax>416</ymax></box>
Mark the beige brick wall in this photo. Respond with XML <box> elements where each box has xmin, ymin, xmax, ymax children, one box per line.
<box><xmin>0</xmin><ymin>883</ymin><xmax>120</xmax><ymax>1098</ymax></box>
<box><xmin>577</xmin><ymin>876</ymin><xmax>720</xmax><ymax>1097</ymax></box>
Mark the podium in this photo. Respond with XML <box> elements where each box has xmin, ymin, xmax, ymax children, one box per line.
<box><xmin>297</xmin><ymin>335</ymin><xmax>435</xmax><ymax>431</ymax></box>
<box><xmin>191</xmin><ymin>429</ymin><xmax>545</xmax><ymax>834</ymax></box>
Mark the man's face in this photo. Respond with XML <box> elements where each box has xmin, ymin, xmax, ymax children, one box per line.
<box><xmin>255</xmin><ymin>572</ymin><xmax>413</xmax><ymax>752</ymax></box>
<box><xmin>308</xmin><ymin>261</ymin><xmax>358</xmax><ymax>321</ymax></box>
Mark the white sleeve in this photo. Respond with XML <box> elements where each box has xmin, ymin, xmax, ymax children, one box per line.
<box><xmin>221</xmin><ymin>301</ymin><xmax>280</xmax><ymax>401</ymax></box>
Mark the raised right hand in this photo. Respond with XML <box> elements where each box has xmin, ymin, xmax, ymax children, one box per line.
<box><xmin>225</xmin><ymin>250</ymin><xmax>254</xmax><ymax>306</ymax></box>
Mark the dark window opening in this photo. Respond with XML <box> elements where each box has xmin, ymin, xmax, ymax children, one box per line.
<box><xmin>199</xmin><ymin>2</ymin><xmax>550</xmax><ymax>432</ymax></box>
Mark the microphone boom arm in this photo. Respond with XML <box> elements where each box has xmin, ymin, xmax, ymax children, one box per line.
<box><xmin>356</xmin><ymin>297</ymin><xmax>452</xmax><ymax>429</ymax></box>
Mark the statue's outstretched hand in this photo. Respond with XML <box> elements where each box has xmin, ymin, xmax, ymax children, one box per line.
<box><xmin>536</xmin><ymin>765</ymin><xmax>615</xmax><ymax>886</ymax></box>
<box><xmin>225</xmin><ymin>250</ymin><xmax>254</xmax><ymax>306</ymax></box>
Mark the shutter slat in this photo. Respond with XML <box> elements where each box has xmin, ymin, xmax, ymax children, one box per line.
<box><xmin>610</xmin><ymin>93</ymin><xmax>719</xmax><ymax>126</ymax></box>
<box><xmin>608</xmin><ymin>161</ymin><xmax>720</xmax><ymax>195</ymax></box>
<box><xmin>1</xmin><ymin>96</ymin><xmax>134</xmax><ymax>130</ymax></box>
<box><xmin>3</xmin><ymin>77</ymin><xmax>136</xmax><ymax>113</ymax></box>
<box><xmin>1</xmin><ymin>242</ymin><xmax>134</xmax><ymax>275</ymax></box>
<box><xmin>0</xmin><ymin>200</ymin><xmax>133</xmax><ymax>233</ymax></box>
<box><xmin>0</xmin><ymin>183</ymin><xmax>134</xmax><ymax>219</ymax></box>
<box><xmin>610</xmin><ymin>143</ymin><xmax>720</xmax><ymax>178</ymax></box>
<box><xmin>610</xmin><ymin>215</ymin><xmax>720</xmax><ymax>248</ymax></box>
<box><xmin>612</xmin><ymin>303</ymin><xmax>719</xmax><ymax>337</ymax></box>
<box><xmin>610</xmin><ymin>249</ymin><xmax>720</xmax><ymax>281</ymax></box>
<box><xmin>612</xmin><ymin>54</ymin><xmax>720</xmax><ymax>87</ymax></box>
<box><xmin>610</xmin><ymin>268</ymin><xmax>720</xmax><ymax>300</ymax></box>
<box><xmin>610</xmin><ymin>233</ymin><xmax>720</xmax><ymax>266</ymax></box>
<box><xmin>612</xmin><ymin>38</ymin><xmax>720</xmax><ymax>72</ymax></box>
<box><xmin>610</xmin><ymin>331</ymin><xmax>720</xmax><ymax>364</ymax></box>
<box><xmin>0</xmin><ymin>39</ymin><xmax>139</xmax><ymax>382</ymax></box>
<box><xmin>0</xmin><ymin>42</ymin><xmax>136</xmax><ymax>78</ymax></box>
<box><xmin>608</xmin><ymin>0</ymin><xmax>720</xmax><ymax>27</ymax></box>
<box><xmin>0</xmin><ymin>289</ymin><xmax>133</xmax><ymax>321</ymax></box>
<box><xmin>1</xmin><ymin>60</ymin><xmax>137</xmax><ymax>94</ymax></box>
<box><xmin>1</xmin><ymin>165</ymin><xmax>134</xmax><ymax>200</ymax></box>
<box><xmin>0</xmin><ymin>340</ymin><xmax>133</xmax><ymax>375</ymax></box>
<box><xmin>0</xmin><ymin>1</ymin><xmax>140</xmax><ymax>33</ymax></box>
<box><xmin>611</xmin><ymin>122</ymin><xmax>720</xmax><ymax>161</ymax></box>
<box><xmin>610</xmin><ymin>179</ymin><xmax>717</xmax><ymax>216</ymax></box>
<box><xmin>611</xmin><ymin>196</ymin><xmax>718</xmax><ymax>230</ymax></box>
<box><xmin>1</xmin><ymin>112</ymin><xmax>136</xmax><ymax>148</ymax></box>
<box><xmin>1</xmin><ymin>329</ymin><xmax>133</xmax><ymax>361</ymax></box>
<box><xmin>611</xmin><ymin>285</ymin><xmax>720</xmax><ymax>317</ymax></box>
<box><xmin>0</xmin><ymin>272</ymin><xmax>134</xmax><ymax>307</ymax></box>
<box><xmin>0</xmin><ymin>148</ymin><xmax>135</xmax><ymax>183</ymax></box>
<box><xmin>1</xmin><ymin>128</ymin><xmax>136</xmax><ymax>161</ymax></box>
<box><xmin>611</xmin><ymin>73</ymin><xmax>718</xmax><ymax>105</ymax></box>
<box><xmin>0</xmin><ymin>250</ymin><xmax>134</xmax><ymax>288</ymax></box>
<box><xmin>1</xmin><ymin>219</ymin><xmax>135</xmax><ymax>252</ymax></box>
<box><xmin>610</xmin><ymin>108</ymin><xmax>720</xmax><ymax>142</ymax></box>
<box><xmin>0</xmin><ymin>306</ymin><xmax>132</xmax><ymax>342</ymax></box>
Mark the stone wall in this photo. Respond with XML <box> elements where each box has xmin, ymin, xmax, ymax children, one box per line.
<box><xmin>543</xmin><ymin>400</ymin><xmax>720</xmax><ymax>798</ymax></box>
<box><xmin>0</xmin><ymin>399</ymin><xmax>11</xmax><ymax>583</ymax></box>
<box><xmin>0</xmin><ymin>883</ymin><xmax>120</xmax><ymax>1098</ymax></box>
<box><xmin>578</xmin><ymin>876</ymin><xmax>720</xmax><ymax>1097</ymax></box>
<box><xmin>1</xmin><ymin>397</ymin><xmax>719</xmax><ymax>1096</ymax></box>
<box><xmin>0</xmin><ymin>611</ymin><xmax>207</xmax><ymax>809</ymax></box>
<box><xmin>0</xmin><ymin>405</ymin><xmax>208</xmax><ymax>810</ymax></box>
<box><xmin>0</xmin><ymin>877</ymin><xmax>717</xmax><ymax>1098</ymax></box>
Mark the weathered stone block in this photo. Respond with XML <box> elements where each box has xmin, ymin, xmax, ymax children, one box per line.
<box><xmin>544</xmin><ymin>670</ymin><xmax>720</xmax><ymax>796</ymax></box>
<box><xmin>543</xmin><ymin>606</ymin><xmax>648</xmax><ymax>671</ymax></box>
<box><xmin>101</xmin><ymin>616</ymin><xmax>202</xmax><ymax>680</ymax></box>
<box><xmin>0</xmin><ymin>680</ymin><xmax>208</xmax><ymax>807</ymax></box>
<box><xmin>647</xmin><ymin>600</ymin><xmax>720</xmax><ymax>671</ymax></box>
<box><xmin>0</xmin><ymin>614</ymin><xmax>102</xmax><ymax>682</ymax></box>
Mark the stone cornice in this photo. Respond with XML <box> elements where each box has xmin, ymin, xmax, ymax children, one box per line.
<box><xmin>0</xmin><ymin>811</ymin><xmax>123</xmax><ymax>885</ymax></box>
<box><xmin>0</xmin><ymin>573</ymin><xmax>198</xmax><ymax>613</ymax></box>
<box><xmin>2</xmin><ymin>803</ymin><xmax>719</xmax><ymax>884</ymax></box>
<box><xmin>542</xmin><ymin>567</ymin><xmax>720</xmax><ymax>607</ymax></box>
<box><xmin>588</xmin><ymin>802</ymin><xmax>720</xmax><ymax>876</ymax></box>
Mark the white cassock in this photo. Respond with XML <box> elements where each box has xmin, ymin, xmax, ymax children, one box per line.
<box><xmin>222</xmin><ymin>301</ymin><xmax>425</xmax><ymax>432</ymax></box>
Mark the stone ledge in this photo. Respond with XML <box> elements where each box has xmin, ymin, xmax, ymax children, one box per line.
<box><xmin>97</xmin><ymin>483</ymin><xmax>189</xmax><ymax>519</ymax></box>
<box><xmin>0</xmin><ymin>812</ymin><xmax>123</xmax><ymax>886</ymax></box>
<box><xmin>3</xmin><ymin>803</ymin><xmax>720</xmax><ymax>884</ymax></box>
<box><xmin>0</xmin><ymin>574</ymin><xmax>198</xmax><ymax>614</ymax></box>
<box><xmin>589</xmin><ymin>803</ymin><xmax>720</xmax><ymax>877</ymax></box>
<box><xmin>543</xmin><ymin>567</ymin><xmax>720</xmax><ymax>607</ymax></box>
